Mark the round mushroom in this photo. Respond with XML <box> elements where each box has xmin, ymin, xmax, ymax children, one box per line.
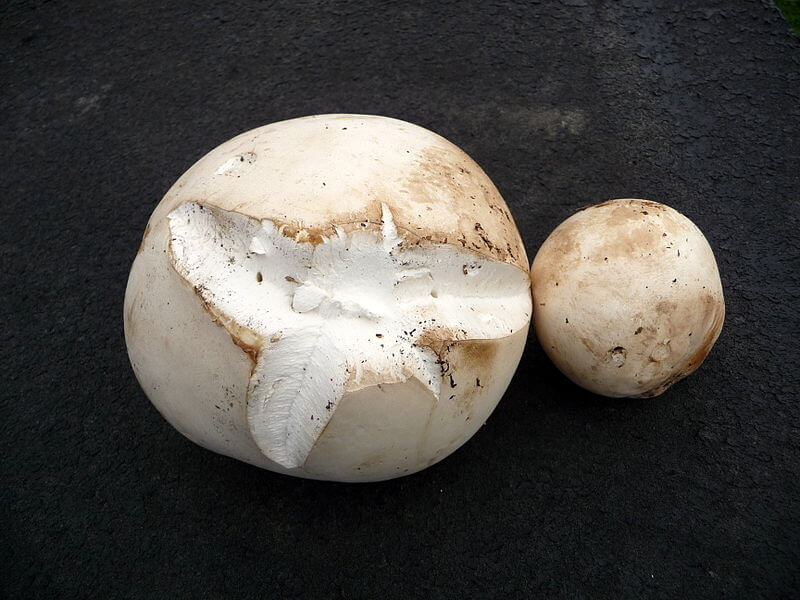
<box><xmin>531</xmin><ymin>198</ymin><xmax>725</xmax><ymax>398</ymax></box>
<box><xmin>124</xmin><ymin>114</ymin><xmax>532</xmax><ymax>482</ymax></box>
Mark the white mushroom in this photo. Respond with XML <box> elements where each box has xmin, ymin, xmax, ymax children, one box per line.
<box><xmin>531</xmin><ymin>198</ymin><xmax>725</xmax><ymax>398</ymax></box>
<box><xmin>124</xmin><ymin>114</ymin><xmax>532</xmax><ymax>482</ymax></box>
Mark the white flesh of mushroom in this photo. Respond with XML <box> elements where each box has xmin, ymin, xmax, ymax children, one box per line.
<box><xmin>168</xmin><ymin>202</ymin><xmax>531</xmax><ymax>469</ymax></box>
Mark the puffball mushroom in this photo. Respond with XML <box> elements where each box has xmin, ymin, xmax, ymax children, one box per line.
<box><xmin>531</xmin><ymin>198</ymin><xmax>724</xmax><ymax>398</ymax></box>
<box><xmin>124</xmin><ymin>114</ymin><xmax>532</xmax><ymax>482</ymax></box>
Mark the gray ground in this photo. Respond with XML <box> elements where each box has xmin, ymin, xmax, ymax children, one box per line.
<box><xmin>2</xmin><ymin>1</ymin><xmax>799</xmax><ymax>598</ymax></box>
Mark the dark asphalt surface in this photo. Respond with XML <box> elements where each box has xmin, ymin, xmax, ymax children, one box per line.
<box><xmin>2</xmin><ymin>1</ymin><xmax>799</xmax><ymax>598</ymax></box>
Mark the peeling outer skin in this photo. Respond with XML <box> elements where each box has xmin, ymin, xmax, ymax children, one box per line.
<box><xmin>124</xmin><ymin>114</ymin><xmax>532</xmax><ymax>482</ymax></box>
<box><xmin>531</xmin><ymin>198</ymin><xmax>725</xmax><ymax>399</ymax></box>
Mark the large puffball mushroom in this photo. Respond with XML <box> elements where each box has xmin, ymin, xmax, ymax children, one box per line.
<box><xmin>124</xmin><ymin>114</ymin><xmax>532</xmax><ymax>482</ymax></box>
<box><xmin>531</xmin><ymin>198</ymin><xmax>725</xmax><ymax>398</ymax></box>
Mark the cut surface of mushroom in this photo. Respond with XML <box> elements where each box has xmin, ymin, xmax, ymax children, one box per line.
<box><xmin>168</xmin><ymin>201</ymin><xmax>531</xmax><ymax>468</ymax></box>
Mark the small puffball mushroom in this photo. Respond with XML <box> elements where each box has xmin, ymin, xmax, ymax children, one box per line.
<box><xmin>531</xmin><ymin>198</ymin><xmax>725</xmax><ymax>398</ymax></box>
<box><xmin>124</xmin><ymin>114</ymin><xmax>532</xmax><ymax>482</ymax></box>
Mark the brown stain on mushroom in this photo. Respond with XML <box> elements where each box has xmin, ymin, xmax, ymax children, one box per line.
<box><xmin>533</xmin><ymin>201</ymin><xmax>670</xmax><ymax>289</ymax></box>
<box><xmin>416</xmin><ymin>327</ymin><xmax>501</xmax><ymax>412</ymax></box>
<box><xmin>684</xmin><ymin>294</ymin><xmax>725</xmax><ymax>371</ymax></box>
<box><xmin>271</xmin><ymin>221</ymin><xmax>328</xmax><ymax>245</ymax></box>
<box><xmin>530</xmin><ymin>232</ymin><xmax>580</xmax><ymax>297</ymax></box>
<box><xmin>579</xmin><ymin>337</ymin><xmax>596</xmax><ymax>354</ymax></box>
<box><xmin>603</xmin><ymin>199</ymin><xmax>666</xmax><ymax>223</ymax></box>
<box><xmin>437</xmin><ymin>338</ymin><xmax>500</xmax><ymax>420</ymax></box>
<box><xmin>403</xmin><ymin>145</ymin><xmax>471</xmax><ymax>206</ymax></box>
<box><xmin>355</xmin><ymin>452</ymin><xmax>387</xmax><ymax>471</ymax></box>
<box><xmin>448</xmin><ymin>338</ymin><xmax>499</xmax><ymax>373</ymax></box>
<box><xmin>533</xmin><ymin>199</ymin><xmax>683</xmax><ymax>295</ymax></box>
<box><xmin>542</xmin><ymin>223</ymin><xmax>581</xmax><ymax>260</ymax></box>
<box><xmin>416</xmin><ymin>327</ymin><xmax>460</xmax><ymax>357</ymax></box>
<box><xmin>558</xmin><ymin>200</ymin><xmax>674</xmax><ymax>262</ymax></box>
<box><xmin>124</xmin><ymin>293</ymin><xmax>138</xmax><ymax>328</ymax></box>
<box><xmin>635</xmin><ymin>293</ymin><xmax>725</xmax><ymax>397</ymax></box>
<box><xmin>448</xmin><ymin>387</ymin><xmax>480</xmax><ymax>419</ymax></box>
<box><xmin>230</xmin><ymin>335</ymin><xmax>260</xmax><ymax>363</ymax></box>
<box><xmin>656</xmin><ymin>300</ymin><xmax>678</xmax><ymax>315</ymax></box>
<box><xmin>594</xmin><ymin>222</ymin><xmax>663</xmax><ymax>259</ymax></box>
<box><xmin>266</xmin><ymin>202</ymin><xmax>387</xmax><ymax>246</ymax></box>
<box><xmin>395</xmin><ymin>144</ymin><xmax>527</xmax><ymax>270</ymax></box>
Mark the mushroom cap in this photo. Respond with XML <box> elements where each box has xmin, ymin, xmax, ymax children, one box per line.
<box><xmin>124</xmin><ymin>114</ymin><xmax>532</xmax><ymax>481</ymax></box>
<box><xmin>531</xmin><ymin>198</ymin><xmax>725</xmax><ymax>398</ymax></box>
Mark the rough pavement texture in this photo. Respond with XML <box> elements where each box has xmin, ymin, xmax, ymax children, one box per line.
<box><xmin>2</xmin><ymin>1</ymin><xmax>799</xmax><ymax>598</ymax></box>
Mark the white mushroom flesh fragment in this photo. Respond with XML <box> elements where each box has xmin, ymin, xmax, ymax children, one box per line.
<box><xmin>168</xmin><ymin>202</ymin><xmax>531</xmax><ymax>468</ymax></box>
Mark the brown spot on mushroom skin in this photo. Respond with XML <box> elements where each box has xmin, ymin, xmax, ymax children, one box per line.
<box><xmin>266</xmin><ymin>212</ymin><xmax>386</xmax><ymax>246</ymax></box>
<box><xmin>656</xmin><ymin>300</ymin><xmax>678</xmax><ymax>315</ymax></box>
<box><xmin>448</xmin><ymin>389</ymin><xmax>479</xmax><ymax>423</ymax></box>
<box><xmin>415</xmin><ymin>327</ymin><xmax>457</xmax><ymax>357</ymax></box>
<box><xmin>685</xmin><ymin>296</ymin><xmax>725</xmax><ymax>370</ymax></box>
<box><xmin>435</xmin><ymin>337</ymin><xmax>502</xmax><ymax>426</ymax></box>
<box><xmin>447</xmin><ymin>338</ymin><xmax>499</xmax><ymax>374</ymax></box>
<box><xmin>230</xmin><ymin>335</ymin><xmax>260</xmax><ymax>363</ymax></box>
<box><xmin>397</xmin><ymin>144</ymin><xmax>528</xmax><ymax>270</ymax></box>
<box><xmin>540</xmin><ymin>223</ymin><xmax>581</xmax><ymax>262</ymax></box>
<box><xmin>272</xmin><ymin>221</ymin><xmax>328</xmax><ymax>245</ymax></box>
<box><xmin>631</xmin><ymin>291</ymin><xmax>725</xmax><ymax>396</ymax></box>
<box><xmin>580</xmin><ymin>337</ymin><xmax>596</xmax><ymax>354</ymax></box>
<box><xmin>593</xmin><ymin>223</ymin><xmax>664</xmax><ymax>260</ymax></box>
